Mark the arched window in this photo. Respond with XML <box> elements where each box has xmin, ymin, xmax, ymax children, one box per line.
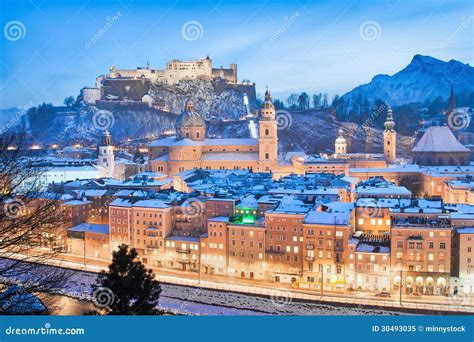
<box><xmin>265</xmin><ymin>129</ymin><xmax>269</xmax><ymax>136</ymax></box>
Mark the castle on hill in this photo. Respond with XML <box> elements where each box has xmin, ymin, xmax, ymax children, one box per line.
<box><xmin>81</xmin><ymin>56</ymin><xmax>256</xmax><ymax>107</ymax></box>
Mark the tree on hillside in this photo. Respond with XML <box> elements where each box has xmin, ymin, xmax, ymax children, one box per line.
<box><xmin>312</xmin><ymin>93</ymin><xmax>322</xmax><ymax>109</ymax></box>
<box><xmin>273</xmin><ymin>99</ymin><xmax>285</xmax><ymax>110</ymax></box>
<box><xmin>91</xmin><ymin>244</ymin><xmax>162</xmax><ymax>315</ymax></box>
<box><xmin>322</xmin><ymin>93</ymin><xmax>328</xmax><ymax>107</ymax></box>
<box><xmin>63</xmin><ymin>96</ymin><xmax>75</xmax><ymax>108</ymax></box>
<box><xmin>286</xmin><ymin>93</ymin><xmax>299</xmax><ymax>110</ymax></box>
<box><xmin>297</xmin><ymin>92</ymin><xmax>310</xmax><ymax>110</ymax></box>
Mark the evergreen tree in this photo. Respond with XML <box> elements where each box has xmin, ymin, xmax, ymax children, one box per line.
<box><xmin>286</xmin><ymin>93</ymin><xmax>299</xmax><ymax>110</ymax></box>
<box><xmin>322</xmin><ymin>93</ymin><xmax>328</xmax><ymax>107</ymax></box>
<box><xmin>297</xmin><ymin>92</ymin><xmax>310</xmax><ymax>110</ymax></box>
<box><xmin>273</xmin><ymin>99</ymin><xmax>285</xmax><ymax>110</ymax></box>
<box><xmin>92</xmin><ymin>244</ymin><xmax>162</xmax><ymax>315</ymax></box>
<box><xmin>63</xmin><ymin>96</ymin><xmax>75</xmax><ymax>107</ymax></box>
<box><xmin>312</xmin><ymin>93</ymin><xmax>322</xmax><ymax>109</ymax></box>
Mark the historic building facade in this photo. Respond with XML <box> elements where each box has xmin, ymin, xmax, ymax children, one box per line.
<box><xmin>149</xmin><ymin>90</ymin><xmax>278</xmax><ymax>176</ymax></box>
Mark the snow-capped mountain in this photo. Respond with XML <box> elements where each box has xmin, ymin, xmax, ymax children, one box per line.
<box><xmin>342</xmin><ymin>55</ymin><xmax>474</xmax><ymax>109</ymax></box>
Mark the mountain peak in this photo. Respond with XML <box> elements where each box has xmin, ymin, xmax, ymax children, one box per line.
<box><xmin>341</xmin><ymin>54</ymin><xmax>474</xmax><ymax>108</ymax></box>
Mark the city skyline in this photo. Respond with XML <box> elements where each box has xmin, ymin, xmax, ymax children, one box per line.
<box><xmin>1</xmin><ymin>0</ymin><xmax>473</xmax><ymax>108</ymax></box>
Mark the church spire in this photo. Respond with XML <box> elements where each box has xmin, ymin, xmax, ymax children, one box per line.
<box><xmin>384</xmin><ymin>106</ymin><xmax>395</xmax><ymax>131</ymax></box>
<box><xmin>264</xmin><ymin>87</ymin><xmax>272</xmax><ymax>102</ymax></box>
<box><xmin>447</xmin><ymin>82</ymin><xmax>456</xmax><ymax>113</ymax></box>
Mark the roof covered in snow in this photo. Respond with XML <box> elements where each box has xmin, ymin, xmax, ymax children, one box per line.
<box><xmin>201</xmin><ymin>152</ymin><xmax>259</xmax><ymax>161</ymax></box>
<box><xmin>412</xmin><ymin>126</ymin><xmax>469</xmax><ymax>153</ymax></box>
<box><xmin>304</xmin><ymin>210</ymin><xmax>351</xmax><ymax>225</ymax></box>
<box><xmin>68</xmin><ymin>223</ymin><xmax>109</xmax><ymax>234</ymax></box>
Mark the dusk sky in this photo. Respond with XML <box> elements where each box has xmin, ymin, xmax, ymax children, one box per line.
<box><xmin>0</xmin><ymin>0</ymin><xmax>472</xmax><ymax>108</ymax></box>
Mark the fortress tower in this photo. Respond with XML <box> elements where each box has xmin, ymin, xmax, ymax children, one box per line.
<box><xmin>383</xmin><ymin>107</ymin><xmax>397</xmax><ymax>163</ymax></box>
<box><xmin>98</xmin><ymin>130</ymin><xmax>115</xmax><ymax>178</ymax></box>
<box><xmin>258</xmin><ymin>88</ymin><xmax>278</xmax><ymax>172</ymax></box>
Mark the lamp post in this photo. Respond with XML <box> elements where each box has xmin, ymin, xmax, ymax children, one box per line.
<box><xmin>321</xmin><ymin>264</ymin><xmax>324</xmax><ymax>296</ymax></box>
<box><xmin>399</xmin><ymin>270</ymin><xmax>403</xmax><ymax>306</ymax></box>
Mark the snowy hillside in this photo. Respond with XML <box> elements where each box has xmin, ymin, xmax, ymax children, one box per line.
<box><xmin>342</xmin><ymin>55</ymin><xmax>474</xmax><ymax>109</ymax></box>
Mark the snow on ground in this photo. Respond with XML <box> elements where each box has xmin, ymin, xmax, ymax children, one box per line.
<box><xmin>0</xmin><ymin>258</ymin><xmax>402</xmax><ymax>315</ymax></box>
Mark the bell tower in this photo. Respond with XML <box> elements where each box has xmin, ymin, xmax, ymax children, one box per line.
<box><xmin>98</xmin><ymin>129</ymin><xmax>115</xmax><ymax>178</ymax></box>
<box><xmin>258</xmin><ymin>88</ymin><xmax>278</xmax><ymax>172</ymax></box>
<box><xmin>334</xmin><ymin>128</ymin><xmax>347</xmax><ymax>156</ymax></box>
<box><xmin>383</xmin><ymin>107</ymin><xmax>396</xmax><ymax>162</ymax></box>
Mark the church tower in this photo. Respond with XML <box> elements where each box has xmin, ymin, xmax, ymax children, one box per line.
<box><xmin>383</xmin><ymin>107</ymin><xmax>396</xmax><ymax>162</ymax></box>
<box><xmin>334</xmin><ymin>128</ymin><xmax>347</xmax><ymax>156</ymax></box>
<box><xmin>258</xmin><ymin>88</ymin><xmax>278</xmax><ymax>172</ymax></box>
<box><xmin>98</xmin><ymin>129</ymin><xmax>115</xmax><ymax>178</ymax></box>
<box><xmin>447</xmin><ymin>83</ymin><xmax>456</xmax><ymax>114</ymax></box>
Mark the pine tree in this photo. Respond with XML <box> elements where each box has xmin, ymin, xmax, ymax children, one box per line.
<box><xmin>92</xmin><ymin>244</ymin><xmax>162</xmax><ymax>315</ymax></box>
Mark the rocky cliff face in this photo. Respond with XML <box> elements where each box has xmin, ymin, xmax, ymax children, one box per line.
<box><xmin>43</xmin><ymin>106</ymin><xmax>177</xmax><ymax>145</ymax></box>
<box><xmin>150</xmin><ymin>79</ymin><xmax>259</xmax><ymax>120</ymax></box>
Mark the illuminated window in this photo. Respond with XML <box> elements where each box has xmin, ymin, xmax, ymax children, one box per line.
<box><xmin>358</xmin><ymin>218</ymin><xmax>364</xmax><ymax>225</ymax></box>
<box><xmin>371</xmin><ymin>219</ymin><xmax>376</xmax><ymax>225</ymax></box>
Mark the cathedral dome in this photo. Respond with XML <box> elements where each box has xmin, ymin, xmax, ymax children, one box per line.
<box><xmin>176</xmin><ymin>100</ymin><xmax>206</xmax><ymax>129</ymax></box>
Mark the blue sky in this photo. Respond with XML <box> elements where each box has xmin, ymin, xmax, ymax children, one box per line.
<box><xmin>0</xmin><ymin>0</ymin><xmax>472</xmax><ymax>108</ymax></box>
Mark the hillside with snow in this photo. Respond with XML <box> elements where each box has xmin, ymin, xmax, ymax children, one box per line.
<box><xmin>342</xmin><ymin>55</ymin><xmax>474</xmax><ymax>110</ymax></box>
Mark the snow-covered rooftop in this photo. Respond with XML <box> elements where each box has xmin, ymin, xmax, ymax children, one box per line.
<box><xmin>304</xmin><ymin>210</ymin><xmax>351</xmax><ymax>225</ymax></box>
<box><xmin>68</xmin><ymin>223</ymin><xmax>109</xmax><ymax>235</ymax></box>
<box><xmin>201</xmin><ymin>152</ymin><xmax>259</xmax><ymax>161</ymax></box>
<box><xmin>413</xmin><ymin>126</ymin><xmax>469</xmax><ymax>153</ymax></box>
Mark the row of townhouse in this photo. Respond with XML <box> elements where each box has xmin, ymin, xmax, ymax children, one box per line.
<box><xmin>63</xmin><ymin>185</ymin><xmax>473</xmax><ymax>296</ymax></box>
